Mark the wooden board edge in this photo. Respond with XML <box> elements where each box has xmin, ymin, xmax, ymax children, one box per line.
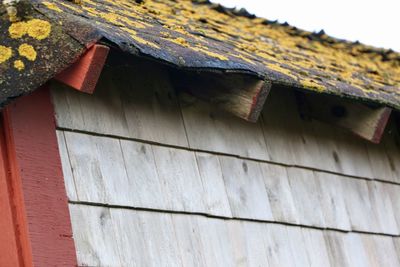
<box><xmin>2</xmin><ymin>86</ymin><xmax>78</xmax><ymax>266</ymax></box>
<box><xmin>247</xmin><ymin>80</ymin><xmax>272</xmax><ymax>122</ymax></box>
<box><xmin>0</xmin><ymin>114</ymin><xmax>26</xmax><ymax>267</ymax></box>
<box><xmin>296</xmin><ymin>91</ymin><xmax>392</xmax><ymax>143</ymax></box>
<box><xmin>55</xmin><ymin>44</ymin><xmax>110</xmax><ymax>94</ymax></box>
<box><xmin>370</xmin><ymin>107</ymin><xmax>392</xmax><ymax>144</ymax></box>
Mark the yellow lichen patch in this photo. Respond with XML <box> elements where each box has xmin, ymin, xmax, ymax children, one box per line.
<box><xmin>31</xmin><ymin>0</ymin><xmax>400</xmax><ymax>104</ymax></box>
<box><xmin>26</xmin><ymin>19</ymin><xmax>52</xmax><ymax>40</ymax></box>
<box><xmin>0</xmin><ymin>45</ymin><xmax>12</xmax><ymax>64</ymax></box>
<box><xmin>9</xmin><ymin>19</ymin><xmax>52</xmax><ymax>40</ymax></box>
<box><xmin>18</xmin><ymin>44</ymin><xmax>37</xmax><ymax>61</ymax></box>
<box><xmin>170</xmin><ymin>37</ymin><xmax>190</xmax><ymax>48</ymax></box>
<box><xmin>9</xmin><ymin>21</ymin><xmax>28</xmax><ymax>39</ymax></box>
<box><xmin>43</xmin><ymin>1</ymin><xmax>63</xmax><ymax>12</ymax></box>
<box><xmin>193</xmin><ymin>46</ymin><xmax>229</xmax><ymax>61</ymax></box>
<box><xmin>300</xmin><ymin>78</ymin><xmax>326</xmax><ymax>92</ymax></box>
<box><xmin>13</xmin><ymin>60</ymin><xmax>25</xmax><ymax>71</ymax></box>
<box><xmin>123</xmin><ymin>28</ymin><xmax>160</xmax><ymax>49</ymax></box>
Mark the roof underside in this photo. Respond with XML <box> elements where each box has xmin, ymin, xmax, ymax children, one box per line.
<box><xmin>0</xmin><ymin>0</ymin><xmax>399</xmax><ymax>109</ymax></box>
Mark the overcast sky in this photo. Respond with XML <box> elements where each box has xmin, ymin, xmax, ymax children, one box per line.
<box><xmin>213</xmin><ymin>0</ymin><xmax>400</xmax><ymax>52</ymax></box>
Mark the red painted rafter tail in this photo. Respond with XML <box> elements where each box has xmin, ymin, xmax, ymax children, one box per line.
<box><xmin>55</xmin><ymin>44</ymin><xmax>110</xmax><ymax>94</ymax></box>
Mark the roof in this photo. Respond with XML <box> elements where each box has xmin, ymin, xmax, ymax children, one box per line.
<box><xmin>0</xmin><ymin>0</ymin><xmax>399</xmax><ymax>110</ymax></box>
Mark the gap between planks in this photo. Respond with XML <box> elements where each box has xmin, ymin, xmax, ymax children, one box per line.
<box><xmin>68</xmin><ymin>201</ymin><xmax>400</xmax><ymax>238</ymax></box>
<box><xmin>58</xmin><ymin>127</ymin><xmax>400</xmax><ymax>188</ymax></box>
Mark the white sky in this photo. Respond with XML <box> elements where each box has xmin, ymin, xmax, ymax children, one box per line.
<box><xmin>213</xmin><ymin>0</ymin><xmax>400</xmax><ymax>52</ymax></box>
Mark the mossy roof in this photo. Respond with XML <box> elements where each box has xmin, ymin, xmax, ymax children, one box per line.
<box><xmin>0</xmin><ymin>0</ymin><xmax>399</xmax><ymax>110</ymax></box>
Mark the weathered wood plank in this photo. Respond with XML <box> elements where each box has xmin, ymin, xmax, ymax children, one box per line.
<box><xmin>69</xmin><ymin>205</ymin><xmax>122</xmax><ymax>266</ymax></box>
<box><xmin>180</xmin><ymin>93</ymin><xmax>270</xmax><ymax>160</ymax></box>
<box><xmin>367</xmin><ymin>182</ymin><xmax>399</xmax><ymax>235</ymax></box>
<box><xmin>172</xmin><ymin>215</ymin><xmax>206</xmax><ymax>267</ymax></box>
<box><xmin>52</xmin><ymin>65</ymin><xmax>400</xmax><ymax>183</ymax></box>
<box><xmin>56</xmin><ymin>130</ymin><xmax>78</xmax><ymax>201</ymax></box>
<box><xmin>196</xmin><ymin>217</ymin><xmax>236</xmax><ymax>267</ymax></box>
<box><xmin>323</xmin><ymin>232</ymin><xmax>350</xmax><ymax>267</ymax></box>
<box><xmin>285</xmin><ymin>226</ymin><xmax>311</xmax><ymax>267</ymax></box>
<box><xmin>342</xmin><ymin>233</ymin><xmax>372</xmax><ymax>267</ymax></box>
<box><xmin>260</xmin><ymin>87</ymin><xmax>306</xmax><ymax>166</ymax></box>
<box><xmin>152</xmin><ymin>145</ymin><xmax>207</xmax><ymax>213</ymax></box>
<box><xmin>261</xmin><ymin>87</ymin><xmax>334</xmax><ymax>170</ymax></box>
<box><xmin>111</xmin><ymin>209</ymin><xmax>183</xmax><ymax>267</ymax></box>
<box><xmin>64</xmin><ymin>132</ymin><xmax>127</xmax><ymax>204</ymax></box>
<box><xmin>109</xmin><ymin>208</ymin><xmax>150</xmax><ymax>267</ymax></box>
<box><xmin>69</xmin><ymin>204</ymin><xmax>400</xmax><ymax>267</ymax></box>
<box><xmin>62</xmin><ymin>130</ymin><xmax>400</xmax><ymax>234</ymax></box>
<box><xmin>241</xmin><ymin>222</ymin><xmax>270</xmax><ymax>267</ymax></box>
<box><xmin>260</xmin><ymin>164</ymin><xmax>298</xmax><ymax>224</ymax></box>
<box><xmin>219</xmin><ymin>156</ymin><xmax>273</xmax><ymax>220</ymax></box>
<box><xmin>361</xmin><ymin>234</ymin><xmax>384</xmax><ymax>267</ymax></box>
<box><xmin>195</xmin><ymin>152</ymin><xmax>232</xmax><ymax>217</ymax></box>
<box><xmin>301</xmin><ymin>228</ymin><xmax>332</xmax><ymax>267</ymax></box>
<box><xmin>382</xmin><ymin>121</ymin><xmax>400</xmax><ymax>183</ymax></box>
<box><xmin>119</xmin><ymin>64</ymin><xmax>189</xmax><ymax>147</ymax></box>
<box><xmin>341</xmin><ymin>178</ymin><xmax>379</xmax><ymax>232</ymax></box>
<box><xmin>366</xmin><ymin>131</ymin><xmax>398</xmax><ymax>182</ymax></box>
<box><xmin>52</xmin><ymin>63</ymin><xmax>189</xmax><ymax>147</ymax></box>
<box><xmin>384</xmin><ymin>184</ymin><xmax>400</xmax><ymax>230</ymax></box>
<box><xmin>313</xmin><ymin>172</ymin><xmax>352</xmax><ymax>231</ymax></box>
<box><xmin>330</xmin><ymin>128</ymin><xmax>374</xmax><ymax>179</ymax></box>
<box><xmin>171</xmin><ymin>71</ymin><xmax>271</xmax><ymax>122</ymax></box>
<box><xmin>297</xmin><ymin>92</ymin><xmax>392</xmax><ymax>143</ymax></box>
<box><xmin>393</xmin><ymin>238</ymin><xmax>400</xmax><ymax>264</ymax></box>
<box><xmin>372</xmin><ymin>235</ymin><xmax>400</xmax><ymax>267</ymax></box>
<box><xmin>119</xmin><ymin>140</ymin><xmax>167</xmax><ymax>210</ymax></box>
<box><xmin>263</xmin><ymin>224</ymin><xmax>297</xmax><ymax>267</ymax></box>
<box><xmin>226</xmin><ymin>221</ymin><xmax>249</xmax><ymax>267</ymax></box>
<box><xmin>286</xmin><ymin>168</ymin><xmax>326</xmax><ymax>227</ymax></box>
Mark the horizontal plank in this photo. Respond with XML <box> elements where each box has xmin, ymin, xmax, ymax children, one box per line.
<box><xmin>60</xmin><ymin>130</ymin><xmax>400</xmax><ymax>234</ymax></box>
<box><xmin>52</xmin><ymin>62</ymin><xmax>189</xmax><ymax>147</ymax></box>
<box><xmin>69</xmin><ymin>204</ymin><xmax>400</xmax><ymax>267</ymax></box>
<box><xmin>52</xmin><ymin>67</ymin><xmax>400</xmax><ymax>182</ymax></box>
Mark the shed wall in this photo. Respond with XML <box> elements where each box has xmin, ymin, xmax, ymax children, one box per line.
<box><xmin>52</xmin><ymin>63</ymin><xmax>400</xmax><ymax>266</ymax></box>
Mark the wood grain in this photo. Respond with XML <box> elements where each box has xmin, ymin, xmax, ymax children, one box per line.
<box><xmin>180</xmin><ymin>92</ymin><xmax>270</xmax><ymax>160</ymax></box>
<box><xmin>171</xmin><ymin>70</ymin><xmax>271</xmax><ymax>122</ymax></box>
<box><xmin>69</xmin><ymin>204</ymin><xmax>400</xmax><ymax>267</ymax></box>
<box><xmin>60</xmin><ymin>131</ymin><xmax>400</xmax><ymax>234</ymax></box>
<box><xmin>219</xmin><ymin>156</ymin><xmax>273</xmax><ymax>220</ymax></box>
<box><xmin>69</xmin><ymin>205</ymin><xmax>122</xmax><ymax>266</ymax></box>
<box><xmin>297</xmin><ymin>91</ymin><xmax>392</xmax><ymax>143</ymax></box>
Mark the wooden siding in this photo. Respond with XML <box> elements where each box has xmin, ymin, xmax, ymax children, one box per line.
<box><xmin>52</xmin><ymin>65</ymin><xmax>400</xmax><ymax>266</ymax></box>
<box><xmin>68</xmin><ymin>205</ymin><xmax>400</xmax><ymax>267</ymax></box>
<box><xmin>57</xmin><ymin>130</ymin><xmax>400</xmax><ymax>235</ymax></box>
<box><xmin>52</xmin><ymin>66</ymin><xmax>400</xmax><ymax>183</ymax></box>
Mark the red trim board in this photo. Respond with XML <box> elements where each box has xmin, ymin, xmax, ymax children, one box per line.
<box><xmin>0</xmin><ymin>86</ymin><xmax>77</xmax><ymax>266</ymax></box>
